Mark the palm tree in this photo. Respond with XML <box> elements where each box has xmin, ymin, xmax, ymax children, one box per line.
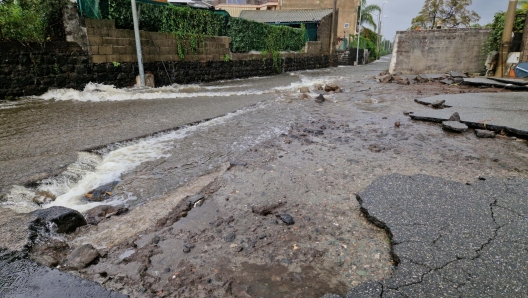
<box><xmin>359</xmin><ymin>0</ymin><xmax>381</xmax><ymax>31</ymax></box>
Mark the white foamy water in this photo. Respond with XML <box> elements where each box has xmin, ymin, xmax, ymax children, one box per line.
<box><xmin>39</xmin><ymin>104</ymin><xmax>266</xmax><ymax>213</ymax></box>
<box><xmin>32</xmin><ymin>73</ymin><xmax>346</xmax><ymax>103</ymax></box>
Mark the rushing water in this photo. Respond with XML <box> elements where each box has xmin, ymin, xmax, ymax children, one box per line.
<box><xmin>1</xmin><ymin>66</ymin><xmax>368</xmax><ymax>213</ymax></box>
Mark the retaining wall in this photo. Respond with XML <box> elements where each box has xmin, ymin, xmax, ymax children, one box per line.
<box><xmin>389</xmin><ymin>28</ymin><xmax>491</xmax><ymax>75</ymax></box>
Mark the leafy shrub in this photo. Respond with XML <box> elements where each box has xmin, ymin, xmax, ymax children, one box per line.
<box><xmin>486</xmin><ymin>9</ymin><xmax>526</xmax><ymax>52</ymax></box>
<box><xmin>0</xmin><ymin>0</ymin><xmax>66</xmax><ymax>42</ymax></box>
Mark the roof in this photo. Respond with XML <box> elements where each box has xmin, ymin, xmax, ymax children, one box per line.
<box><xmin>239</xmin><ymin>9</ymin><xmax>333</xmax><ymax>24</ymax></box>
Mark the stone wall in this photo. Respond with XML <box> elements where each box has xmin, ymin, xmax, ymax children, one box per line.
<box><xmin>317</xmin><ymin>12</ymin><xmax>336</xmax><ymax>54</ymax></box>
<box><xmin>0</xmin><ymin>41</ymin><xmax>331</xmax><ymax>99</ymax></box>
<box><xmin>337</xmin><ymin>49</ymin><xmax>369</xmax><ymax>65</ymax></box>
<box><xmin>85</xmin><ymin>19</ymin><xmax>231</xmax><ymax>63</ymax></box>
<box><xmin>389</xmin><ymin>28</ymin><xmax>491</xmax><ymax>75</ymax></box>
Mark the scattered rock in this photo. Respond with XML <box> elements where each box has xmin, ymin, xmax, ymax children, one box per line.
<box><xmin>300</xmin><ymin>93</ymin><xmax>309</xmax><ymax>99</ymax></box>
<box><xmin>32</xmin><ymin>191</ymin><xmax>56</xmax><ymax>205</ymax></box>
<box><xmin>33</xmin><ymin>206</ymin><xmax>87</xmax><ymax>233</ymax></box>
<box><xmin>251</xmin><ymin>201</ymin><xmax>285</xmax><ymax>216</ymax></box>
<box><xmin>475</xmin><ymin>129</ymin><xmax>496</xmax><ymax>138</ymax></box>
<box><xmin>379</xmin><ymin>70</ymin><xmax>389</xmax><ymax>76</ymax></box>
<box><xmin>84</xmin><ymin>205</ymin><xmax>129</xmax><ymax>225</ymax></box>
<box><xmin>315</xmin><ymin>94</ymin><xmax>326</xmax><ymax>103</ymax></box>
<box><xmin>403</xmin><ymin>111</ymin><xmax>410</xmax><ymax>116</ymax></box>
<box><xmin>278</xmin><ymin>214</ymin><xmax>295</xmax><ymax>225</ymax></box>
<box><xmin>431</xmin><ymin>99</ymin><xmax>446</xmax><ymax>109</ymax></box>
<box><xmin>392</xmin><ymin>75</ymin><xmax>402</xmax><ymax>81</ymax></box>
<box><xmin>379</xmin><ymin>75</ymin><xmax>393</xmax><ymax>83</ymax></box>
<box><xmin>440</xmin><ymin>79</ymin><xmax>453</xmax><ymax>85</ymax></box>
<box><xmin>442</xmin><ymin>121</ymin><xmax>469</xmax><ymax>133</ymax></box>
<box><xmin>183</xmin><ymin>243</ymin><xmax>195</xmax><ymax>253</ymax></box>
<box><xmin>258</xmin><ymin>234</ymin><xmax>267</xmax><ymax>239</ymax></box>
<box><xmin>397</xmin><ymin>78</ymin><xmax>410</xmax><ymax>85</ymax></box>
<box><xmin>324</xmin><ymin>84</ymin><xmax>339</xmax><ymax>92</ymax></box>
<box><xmin>314</xmin><ymin>84</ymin><xmax>324</xmax><ymax>91</ymax></box>
<box><xmin>67</xmin><ymin>244</ymin><xmax>99</xmax><ymax>269</ymax></box>
<box><xmin>394</xmin><ymin>121</ymin><xmax>401</xmax><ymax>128</ymax></box>
<box><xmin>448</xmin><ymin>112</ymin><xmax>461</xmax><ymax>122</ymax></box>
<box><xmin>356</xmin><ymin>270</ymin><xmax>368</xmax><ymax>276</ymax></box>
<box><xmin>229</xmin><ymin>160</ymin><xmax>247</xmax><ymax>167</ymax></box>
<box><xmin>84</xmin><ymin>181</ymin><xmax>119</xmax><ymax>202</ymax></box>
<box><xmin>230</xmin><ymin>244</ymin><xmax>243</xmax><ymax>252</ymax></box>
<box><xmin>224</xmin><ymin>233</ymin><xmax>236</xmax><ymax>242</ymax></box>
<box><xmin>299</xmin><ymin>86</ymin><xmax>310</xmax><ymax>93</ymax></box>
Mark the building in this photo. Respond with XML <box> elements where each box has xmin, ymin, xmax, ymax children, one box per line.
<box><xmin>239</xmin><ymin>9</ymin><xmax>333</xmax><ymax>42</ymax></box>
<box><xmin>279</xmin><ymin>0</ymin><xmax>358</xmax><ymax>40</ymax></box>
<box><xmin>213</xmin><ymin>0</ymin><xmax>279</xmax><ymax>17</ymax></box>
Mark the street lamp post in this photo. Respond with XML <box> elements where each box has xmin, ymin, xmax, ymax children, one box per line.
<box><xmin>376</xmin><ymin>1</ymin><xmax>387</xmax><ymax>60</ymax></box>
<box><xmin>356</xmin><ymin>1</ymin><xmax>362</xmax><ymax>66</ymax></box>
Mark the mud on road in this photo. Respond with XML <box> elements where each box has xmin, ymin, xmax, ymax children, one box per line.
<box><xmin>72</xmin><ymin>79</ymin><xmax>527</xmax><ymax>297</ymax></box>
<box><xmin>2</xmin><ymin>60</ymin><xmax>528</xmax><ymax>297</ymax></box>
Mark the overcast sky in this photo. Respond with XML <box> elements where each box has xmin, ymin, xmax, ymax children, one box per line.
<box><xmin>364</xmin><ymin>0</ymin><xmax>511</xmax><ymax>41</ymax></box>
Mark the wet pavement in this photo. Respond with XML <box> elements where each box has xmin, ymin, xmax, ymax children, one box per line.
<box><xmin>346</xmin><ymin>174</ymin><xmax>528</xmax><ymax>297</ymax></box>
<box><xmin>1</xmin><ymin>56</ymin><xmax>528</xmax><ymax>297</ymax></box>
<box><xmin>411</xmin><ymin>93</ymin><xmax>528</xmax><ymax>138</ymax></box>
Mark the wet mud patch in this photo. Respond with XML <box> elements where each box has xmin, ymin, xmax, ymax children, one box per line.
<box><xmin>229</xmin><ymin>263</ymin><xmax>349</xmax><ymax>298</ymax></box>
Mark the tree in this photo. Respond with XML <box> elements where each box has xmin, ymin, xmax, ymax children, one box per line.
<box><xmin>411</xmin><ymin>0</ymin><xmax>480</xmax><ymax>30</ymax></box>
<box><xmin>359</xmin><ymin>0</ymin><xmax>381</xmax><ymax>31</ymax></box>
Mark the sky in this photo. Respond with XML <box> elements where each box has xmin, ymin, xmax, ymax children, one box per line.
<box><xmin>364</xmin><ymin>0</ymin><xmax>512</xmax><ymax>42</ymax></box>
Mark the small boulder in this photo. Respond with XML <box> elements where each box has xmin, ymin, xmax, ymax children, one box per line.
<box><xmin>279</xmin><ymin>214</ymin><xmax>295</xmax><ymax>225</ymax></box>
<box><xmin>84</xmin><ymin>205</ymin><xmax>128</xmax><ymax>225</ymax></box>
<box><xmin>84</xmin><ymin>181</ymin><xmax>119</xmax><ymax>202</ymax></box>
<box><xmin>314</xmin><ymin>84</ymin><xmax>324</xmax><ymax>91</ymax></box>
<box><xmin>299</xmin><ymin>86</ymin><xmax>310</xmax><ymax>93</ymax></box>
<box><xmin>431</xmin><ymin>99</ymin><xmax>446</xmax><ymax>109</ymax></box>
<box><xmin>397</xmin><ymin>78</ymin><xmax>410</xmax><ymax>85</ymax></box>
<box><xmin>448</xmin><ymin>112</ymin><xmax>461</xmax><ymax>122</ymax></box>
<box><xmin>33</xmin><ymin>206</ymin><xmax>87</xmax><ymax>233</ymax></box>
<box><xmin>379</xmin><ymin>75</ymin><xmax>393</xmax><ymax>83</ymax></box>
<box><xmin>315</xmin><ymin>94</ymin><xmax>326</xmax><ymax>103</ymax></box>
<box><xmin>442</xmin><ymin>121</ymin><xmax>469</xmax><ymax>133</ymax></box>
<box><xmin>67</xmin><ymin>244</ymin><xmax>99</xmax><ymax>269</ymax></box>
<box><xmin>475</xmin><ymin>129</ymin><xmax>496</xmax><ymax>138</ymax></box>
<box><xmin>324</xmin><ymin>84</ymin><xmax>339</xmax><ymax>92</ymax></box>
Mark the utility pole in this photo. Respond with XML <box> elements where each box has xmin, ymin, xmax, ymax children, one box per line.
<box><xmin>495</xmin><ymin>0</ymin><xmax>518</xmax><ymax>78</ymax></box>
<box><xmin>329</xmin><ymin>0</ymin><xmax>338</xmax><ymax>66</ymax></box>
<box><xmin>131</xmin><ymin>0</ymin><xmax>145</xmax><ymax>86</ymax></box>
<box><xmin>356</xmin><ymin>0</ymin><xmax>362</xmax><ymax>66</ymax></box>
<box><xmin>376</xmin><ymin>1</ymin><xmax>387</xmax><ymax>60</ymax></box>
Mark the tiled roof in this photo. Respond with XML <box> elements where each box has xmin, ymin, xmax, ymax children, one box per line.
<box><xmin>239</xmin><ymin>9</ymin><xmax>333</xmax><ymax>23</ymax></box>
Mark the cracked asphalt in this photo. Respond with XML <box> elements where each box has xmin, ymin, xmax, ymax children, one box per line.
<box><xmin>340</xmin><ymin>174</ymin><xmax>528</xmax><ymax>297</ymax></box>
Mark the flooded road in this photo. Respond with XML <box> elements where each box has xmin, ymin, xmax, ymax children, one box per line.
<box><xmin>2</xmin><ymin>56</ymin><xmax>528</xmax><ymax>297</ymax></box>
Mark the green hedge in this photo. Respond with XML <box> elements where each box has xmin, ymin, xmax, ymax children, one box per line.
<box><xmin>0</xmin><ymin>0</ymin><xmax>67</xmax><ymax>42</ymax></box>
<box><xmin>227</xmin><ymin>17</ymin><xmax>306</xmax><ymax>53</ymax></box>
<box><xmin>108</xmin><ymin>0</ymin><xmax>227</xmax><ymax>36</ymax></box>
<box><xmin>486</xmin><ymin>9</ymin><xmax>526</xmax><ymax>52</ymax></box>
<box><xmin>106</xmin><ymin>0</ymin><xmax>306</xmax><ymax>53</ymax></box>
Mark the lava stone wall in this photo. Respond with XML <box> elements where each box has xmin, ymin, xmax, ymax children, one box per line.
<box><xmin>389</xmin><ymin>28</ymin><xmax>491</xmax><ymax>75</ymax></box>
<box><xmin>0</xmin><ymin>41</ymin><xmax>331</xmax><ymax>99</ymax></box>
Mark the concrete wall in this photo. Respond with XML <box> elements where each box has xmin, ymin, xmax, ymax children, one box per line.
<box><xmin>389</xmin><ymin>28</ymin><xmax>491</xmax><ymax>75</ymax></box>
<box><xmin>85</xmin><ymin>19</ymin><xmax>231</xmax><ymax>63</ymax></box>
<box><xmin>281</xmin><ymin>0</ymin><xmax>359</xmax><ymax>39</ymax></box>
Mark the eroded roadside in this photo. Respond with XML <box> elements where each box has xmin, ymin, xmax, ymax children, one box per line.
<box><xmin>69</xmin><ymin>78</ymin><xmax>527</xmax><ymax>297</ymax></box>
<box><xmin>2</xmin><ymin>61</ymin><xmax>528</xmax><ymax>297</ymax></box>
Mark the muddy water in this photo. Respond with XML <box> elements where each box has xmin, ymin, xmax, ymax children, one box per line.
<box><xmin>3</xmin><ymin>56</ymin><xmax>528</xmax><ymax>297</ymax></box>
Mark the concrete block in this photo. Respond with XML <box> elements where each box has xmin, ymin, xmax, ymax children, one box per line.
<box><xmin>102</xmin><ymin>37</ymin><xmax>116</xmax><ymax>45</ymax></box>
<box><xmin>93</xmin><ymin>27</ymin><xmax>109</xmax><ymax>37</ymax></box>
<box><xmin>98</xmin><ymin>45</ymin><xmax>113</xmax><ymax>55</ymax></box>
<box><xmin>91</xmin><ymin>55</ymin><xmax>107</xmax><ymax>64</ymax></box>
<box><xmin>85</xmin><ymin>18</ymin><xmax>95</xmax><ymax>28</ymax></box>
<box><xmin>88</xmin><ymin>35</ymin><xmax>103</xmax><ymax>46</ymax></box>
<box><xmin>125</xmin><ymin>46</ymin><xmax>137</xmax><ymax>54</ymax></box>
<box><xmin>106</xmin><ymin>55</ymin><xmax>120</xmax><ymax>63</ymax></box>
<box><xmin>113</xmin><ymin>46</ymin><xmax>127</xmax><ymax>55</ymax></box>
<box><xmin>90</xmin><ymin>46</ymin><xmax>99</xmax><ymax>55</ymax></box>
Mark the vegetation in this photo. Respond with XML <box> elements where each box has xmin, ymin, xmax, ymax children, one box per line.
<box><xmin>411</xmin><ymin>0</ymin><xmax>480</xmax><ymax>29</ymax></box>
<box><xmin>485</xmin><ymin>8</ymin><xmax>527</xmax><ymax>52</ymax></box>
<box><xmin>0</xmin><ymin>0</ymin><xmax>67</xmax><ymax>42</ymax></box>
<box><xmin>358</xmin><ymin>0</ymin><xmax>381</xmax><ymax>31</ymax></box>
<box><xmin>349</xmin><ymin>27</ymin><xmax>379</xmax><ymax>60</ymax></box>
<box><xmin>107</xmin><ymin>0</ymin><xmax>306</xmax><ymax>66</ymax></box>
